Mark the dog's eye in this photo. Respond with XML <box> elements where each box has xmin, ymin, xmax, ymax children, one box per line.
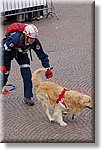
<box><xmin>88</xmin><ymin>100</ymin><xmax>90</xmax><ymax>102</ymax></box>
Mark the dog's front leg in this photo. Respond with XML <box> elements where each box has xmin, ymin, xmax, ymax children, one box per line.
<box><xmin>43</xmin><ymin>103</ymin><xmax>54</xmax><ymax>122</ymax></box>
<box><xmin>37</xmin><ymin>94</ymin><xmax>54</xmax><ymax>122</ymax></box>
<box><xmin>53</xmin><ymin>106</ymin><xmax>67</xmax><ymax>126</ymax></box>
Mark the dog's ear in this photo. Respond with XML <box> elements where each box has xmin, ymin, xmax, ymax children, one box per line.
<box><xmin>80</xmin><ymin>99</ymin><xmax>84</xmax><ymax>106</ymax></box>
<box><xmin>79</xmin><ymin>95</ymin><xmax>89</xmax><ymax>105</ymax></box>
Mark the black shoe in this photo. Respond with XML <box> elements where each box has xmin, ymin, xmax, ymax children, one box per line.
<box><xmin>24</xmin><ymin>97</ymin><xmax>34</xmax><ymax>106</ymax></box>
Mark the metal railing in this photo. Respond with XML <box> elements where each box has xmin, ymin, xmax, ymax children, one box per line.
<box><xmin>1</xmin><ymin>0</ymin><xmax>59</xmax><ymax>23</ymax></box>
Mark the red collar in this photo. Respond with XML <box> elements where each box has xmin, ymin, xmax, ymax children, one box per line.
<box><xmin>56</xmin><ymin>89</ymin><xmax>67</xmax><ymax>109</ymax></box>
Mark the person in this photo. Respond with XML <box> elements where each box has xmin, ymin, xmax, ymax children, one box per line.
<box><xmin>0</xmin><ymin>24</ymin><xmax>53</xmax><ymax>106</ymax></box>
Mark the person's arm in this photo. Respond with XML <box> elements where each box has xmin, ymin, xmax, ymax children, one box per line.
<box><xmin>32</xmin><ymin>38</ymin><xmax>50</xmax><ymax>68</ymax></box>
<box><xmin>3</xmin><ymin>32</ymin><xmax>22</xmax><ymax>50</ymax></box>
<box><xmin>31</xmin><ymin>38</ymin><xmax>53</xmax><ymax>79</ymax></box>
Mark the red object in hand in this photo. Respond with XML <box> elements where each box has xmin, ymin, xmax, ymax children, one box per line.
<box><xmin>45</xmin><ymin>68</ymin><xmax>53</xmax><ymax>79</ymax></box>
<box><xmin>0</xmin><ymin>66</ymin><xmax>7</xmax><ymax>73</ymax></box>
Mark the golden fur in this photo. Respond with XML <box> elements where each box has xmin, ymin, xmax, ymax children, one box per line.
<box><xmin>32</xmin><ymin>68</ymin><xmax>93</xmax><ymax>126</ymax></box>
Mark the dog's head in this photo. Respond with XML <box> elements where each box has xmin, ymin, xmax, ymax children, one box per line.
<box><xmin>80</xmin><ymin>95</ymin><xmax>93</xmax><ymax>109</ymax></box>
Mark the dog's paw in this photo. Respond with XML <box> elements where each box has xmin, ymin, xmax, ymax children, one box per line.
<box><xmin>50</xmin><ymin>118</ymin><xmax>55</xmax><ymax>122</ymax></box>
<box><xmin>48</xmin><ymin>116</ymin><xmax>54</xmax><ymax>122</ymax></box>
<box><xmin>60</xmin><ymin>122</ymin><xmax>67</xmax><ymax>126</ymax></box>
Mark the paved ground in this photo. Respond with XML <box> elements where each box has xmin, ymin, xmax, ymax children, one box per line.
<box><xmin>1</xmin><ymin>2</ymin><xmax>95</xmax><ymax>143</ymax></box>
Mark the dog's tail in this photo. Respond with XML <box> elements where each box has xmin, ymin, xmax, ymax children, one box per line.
<box><xmin>32</xmin><ymin>68</ymin><xmax>47</xmax><ymax>88</ymax></box>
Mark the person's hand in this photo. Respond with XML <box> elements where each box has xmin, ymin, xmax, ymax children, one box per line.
<box><xmin>0</xmin><ymin>66</ymin><xmax>7</xmax><ymax>74</ymax></box>
<box><xmin>45</xmin><ymin>68</ymin><xmax>53</xmax><ymax>79</ymax></box>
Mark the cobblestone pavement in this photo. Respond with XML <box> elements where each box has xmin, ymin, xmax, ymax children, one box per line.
<box><xmin>1</xmin><ymin>2</ymin><xmax>95</xmax><ymax>143</ymax></box>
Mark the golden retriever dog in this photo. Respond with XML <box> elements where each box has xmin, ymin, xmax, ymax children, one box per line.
<box><xmin>32</xmin><ymin>68</ymin><xmax>93</xmax><ymax>126</ymax></box>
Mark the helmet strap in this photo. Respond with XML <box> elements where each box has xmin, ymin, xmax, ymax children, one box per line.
<box><xmin>26</xmin><ymin>36</ymin><xmax>29</xmax><ymax>43</ymax></box>
<box><xmin>25</xmin><ymin>34</ymin><xmax>29</xmax><ymax>43</ymax></box>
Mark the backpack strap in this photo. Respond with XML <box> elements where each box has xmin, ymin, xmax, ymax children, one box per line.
<box><xmin>17</xmin><ymin>33</ymin><xmax>33</xmax><ymax>61</ymax></box>
<box><xmin>17</xmin><ymin>33</ymin><xmax>25</xmax><ymax>48</ymax></box>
